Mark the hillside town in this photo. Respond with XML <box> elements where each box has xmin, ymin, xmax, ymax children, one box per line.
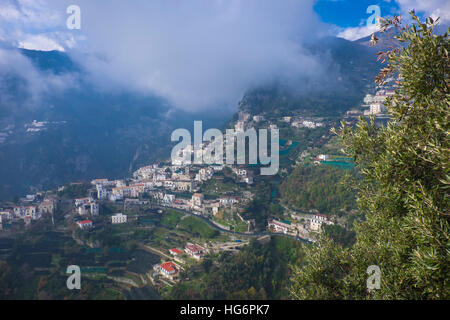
<box><xmin>0</xmin><ymin>127</ymin><xmax>338</xmax><ymax>241</ymax></box>
<box><xmin>0</xmin><ymin>94</ymin><xmax>374</xmax><ymax>294</ymax></box>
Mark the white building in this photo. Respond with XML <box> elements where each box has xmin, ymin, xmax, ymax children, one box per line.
<box><xmin>244</xmin><ymin>177</ymin><xmax>254</xmax><ymax>185</ymax></box>
<box><xmin>185</xmin><ymin>244</ymin><xmax>206</xmax><ymax>260</ymax></box>
<box><xmin>77</xmin><ymin>220</ymin><xmax>93</xmax><ymax>229</ymax></box>
<box><xmin>219</xmin><ymin>197</ymin><xmax>239</xmax><ymax>206</ymax></box>
<box><xmin>0</xmin><ymin>211</ymin><xmax>12</xmax><ymax>221</ymax></box>
<box><xmin>211</xmin><ymin>203</ymin><xmax>220</xmax><ymax>215</ymax></box>
<box><xmin>96</xmin><ymin>185</ymin><xmax>109</xmax><ymax>200</ymax></box>
<box><xmin>310</xmin><ymin>214</ymin><xmax>329</xmax><ymax>232</ymax></box>
<box><xmin>13</xmin><ymin>206</ymin><xmax>39</xmax><ymax>220</ymax></box>
<box><xmin>191</xmin><ymin>193</ymin><xmax>204</xmax><ymax>207</ymax></box>
<box><xmin>159</xmin><ymin>261</ymin><xmax>178</xmax><ymax>279</ymax></box>
<box><xmin>76</xmin><ymin>199</ymin><xmax>99</xmax><ymax>216</ymax></box>
<box><xmin>310</xmin><ymin>219</ymin><xmax>322</xmax><ymax>231</ymax></box>
<box><xmin>253</xmin><ymin>115</ymin><xmax>265</xmax><ymax>122</ymax></box>
<box><xmin>268</xmin><ymin>220</ymin><xmax>290</xmax><ymax>234</ymax></box>
<box><xmin>39</xmin><ymin>199</ymin><xmax>56</xmax><ymax>214</ymax></box>
<box><xmin>369</xmin><ymin>103</ymin><xmax>385</xmax><ymax>115</ymax></box>
<box><xmin>75</xmin><ymin>197</ymin><xmax>94</xmax><ymax>207</ymax></box>
<box><xmin>111</xmin><ymin>213</ymin><xmax>127</xmax><ymax>224</ymax></box>
<box><xmin>234</xmin><ymin>121</ymin><xmax>245</xmax><ymax>132</ymax></box>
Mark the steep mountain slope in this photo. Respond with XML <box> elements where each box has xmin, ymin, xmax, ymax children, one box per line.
<box><xmin>237</xmin><ymin>36</ymin><xmax>381</xmax><ymax>117</ymax></box>
<box><xmin>0</xmin><ymin>49</ymin><xmax>229</xmax><ymax>200</ymax></box>
<box><xmin>0</xmin><ymin>35</ymin><xmax>381</xmax><ymax>200</ymax></box>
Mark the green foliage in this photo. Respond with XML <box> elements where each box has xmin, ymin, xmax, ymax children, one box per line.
<box><xmin>290</xmin><ymin>237</ymin><xmax>353</xmax><ymax>300</ymax></box>
<box><xmin>280</xmin><ymin>165</ymin><xmax>357</xmax><ymax>214</ymax></box>
<box><xmin>241</xmin><ymin>183</ymin><xmax>273</xmax><ymax>229</ymax></box>
<box><xmin>322</xmin><ymin>224</ymin><xmax>356</xmax><ymax>248</ymax></box>
<box><xmin>290</xmin><ymin>13</ymin><xmax>449</xmax><ymax>300</ymax></box>
<box><xmin>159</xmin><ymin>210</ymin><xmax>182</xmax><ymax>229</ymax></box>
<box><xmin>168</xmin><ymin>237</ymin><xmax>304</xmax><ymax>300</ymax></box>
<box><xmin>178</xmin><ymin>216</ymin><xmax>219</xmax><ymax>239</ymax></box>
<box><xmin>57</xmin><ymin>182</ymin><xmax>90</xmax><ymax>198</ymax></box>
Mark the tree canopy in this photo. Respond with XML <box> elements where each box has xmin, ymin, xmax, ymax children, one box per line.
<box><xmin>290</xmin><ymin>12</ymin><xmax>449</xmax><ymax>300</ymax></box>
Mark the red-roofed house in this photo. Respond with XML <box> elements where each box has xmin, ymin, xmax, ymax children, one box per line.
<box><xmin>159</xmin><ymin>261</ymin><xmax>177</xmax><ymax>278</ymax></box>
<box><xmin>185</xmin><ymin>244</ymin><xmax>205</xmax><ymax>260</ymax></box>
<box><xmin>169</xmin><ymin>248</ymin><xmax>182</xmax><ymax>256</ymax></box>
<box><xmin>77</xmin><ymin>220</ymin><xmax>93</xmax><ymax>229</ymax></box>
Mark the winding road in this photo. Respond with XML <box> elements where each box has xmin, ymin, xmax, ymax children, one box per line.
<box><xmin>154</xmin><ymin>204</ymin><xmax>313</xmax><ymax>244</ymax></box>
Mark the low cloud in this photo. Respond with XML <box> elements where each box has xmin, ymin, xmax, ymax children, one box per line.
<box><xmin>0</xmin><ymin>46</ymin><xmax>78</xmax><ymax>116</ymax></box>
<box><xmin>1</xmin><ymin>0</ymin><xmax>330</xmax><ymax>112</ymax></box>
<box><xmin>18</xmin><ymin>33</ymin><xmax>65</xmax><ymax>51</ymax></box>
<box><xmin>337</xmin><ymin>24</ymin><xmax>379</xmax><ymax>41</ymax></box>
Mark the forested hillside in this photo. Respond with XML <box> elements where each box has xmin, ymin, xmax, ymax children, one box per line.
<box><xmin>290</xmin><ymin>13</ymin><xmax>449</xmax><ymax>300</ymax></box>
<box><xmin>280</xmin><ymin>165</ymin><xmax>357</xmax><ymax>214</ymax></box>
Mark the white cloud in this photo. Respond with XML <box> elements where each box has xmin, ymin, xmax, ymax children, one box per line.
<box><xmin>0</xmin><ymin>0</ymin><xmax>330</xmax><ymax>112</ymax></box>
<box><xmin>0</xmin><ymin>47</ymin><xmax>77</xmax><ymax>112</ymax></box>
<box><xmin>49</xmin><ymin>0</ymin><xmax>327</xmax><ymax>111</ymax></box>
<box><xmin>396</xmin><ymin>0</ymin><xmax>450</xmax><ymax>22</ymax></box>
<box><xmin>0</xmin><ymin>0</ymin><xmax>69</xmax><ymax>51</ymax></box>
<box><xmin>337</xmin><ymin>24</ymin><xmax>380</xmax><ymax>41</ymax></box>
<box><xmin>337</xmin><ymin>0</ymin><xmax>449</xmax><ymax>41</ymax></box>
<box><xmin>18</xmin><ymin>34</ymin><xmax>65</xmax><ymax>51</ymax></box>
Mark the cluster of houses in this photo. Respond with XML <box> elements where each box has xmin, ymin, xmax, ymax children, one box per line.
<box><xmin>186</xmin><ymin>192</ymin><xmax>247</xmax><ymax>217</ymax></box>
<box><xmin>234</xmin><ymin>110</ymin><xmax>325</xmax><ymax>132</ymax></box>
<box><xmin>268</xmin><ymin>213</ymin><xmax>333</xmax><ymax>236</ymax></box>
<box><xmin>152</xmin><ymin>243</ymin><xmax>207</xmax><ymax>281</ymax></box>
<box><xmin>362</xmin><ymin>89</ymin><xmax>394</xmax><ymax>116</ymax></box>
<box><xmin>0</xmin><ymin>195</ymin><xmax>57</xmax><ymax>229</ymax></box>
<box><xmin>76</xmin><ymin>214</ymin><xmax>132</xmax><ymax>230</ymax></box>
<box><xmin>75</xmin><ymin>197</ymin><xmax>99</xmax><ymax>216</ymax></box>
<box><xmin>291</xmin><ymin>119</ymin><xmax>325</xmax><ymax>129</ymax></box>
<box><xmin>87</xmin><ymin>158</ymin><xmax>253</xmax><ymax>219</ymax></box>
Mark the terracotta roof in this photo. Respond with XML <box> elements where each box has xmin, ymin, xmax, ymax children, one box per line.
<box><xmin>79</xmin><ymin>220</ymin><xmax>92</xmax><ymax>225</ymax></box>
<box><xmin>170</xmin><ymin>248</ymin><xmax>182</xmax><ymax>255</ymax></box>
<box><xmin>185</xmin><ymin>244</ymin><xmax>204</xmax><ymax>253</ymax></box>
<box><xmin>160</xmin><ymin>261</ymin><xmax>176</xmax><ymax>273</ymax></box>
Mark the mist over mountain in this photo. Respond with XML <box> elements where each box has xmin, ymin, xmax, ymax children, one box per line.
<box><xmin>237</xmin><ymin>35</ymin><xmax>382</xmax><ymax>117</ymax></box>
<box><xmin>1</xmin><ymin>0</ymin><xmax>328</xmax><ymax>112</ymax></box>
<box><xmin>0</xmin><ymin>28</ymin><xmax>383</xmax><ymax>201</ymax></box>
<box><xmin>0</xmin><ymin>0</ymin><xmax>390</xmax><ymax>200</ymax></box>
<box><xmin>0</xmin><ymin>47</ymin><xmax>231</xmax><ymax>200</ymax></box>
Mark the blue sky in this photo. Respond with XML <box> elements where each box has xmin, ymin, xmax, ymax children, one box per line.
<box><xmin>314</xmin><ymin>0</ymin><xmax>400</xmax><ymax>28</ymax></box>
<box><xmin>314</xmin><ymin>0</ymin><xmax>449</xmax><ymax>40</ymax></box>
